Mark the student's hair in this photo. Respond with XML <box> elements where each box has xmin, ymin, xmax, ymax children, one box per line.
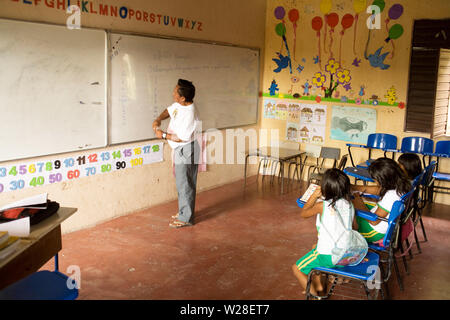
<box><xmin>321</xmin><ymin>168</ymin><xmax>352</xmax><ymax>208</ymax></box>
<box><xmin>368</xmin><ymin>157</ymin><xmax>411</xmax><ymax>198</ymax></box>
<box><xmin>177</xmin><ymin>79</ymin><xmax>195</xmax><ymax>103</ymax></box>
<box><xmin>398</xmin><ymin>153</ymin><xmax>423</xmax><ymax>180</ymax></box>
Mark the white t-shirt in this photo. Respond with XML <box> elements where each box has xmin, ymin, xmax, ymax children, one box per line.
<box><xmin>316</xmin><ymin>199</ymin><xmax>355</xmax><ymax>255</ymax></box>
<box><xmin>166</xmin><ymin>102</ymin><xmax>198</xmax><ymax>149</ymax></box>
<box><xmin>370</xmin><ymin>189</ymin><xmax>401</xmax><ymax>234</ymax></box>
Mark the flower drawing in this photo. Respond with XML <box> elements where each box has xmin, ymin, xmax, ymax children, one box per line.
<box><xmin>336</xmin><ymin>69</ymin><xmax>351</xmax><ymax>85</ymax></box>
<box><xmin>325</xmin><ymin>58</ymin><xmax>340</xmax><ymax>75</ymax></box>
<box><xmin>312</xmin><ymin>72</ymin><xmax>326</xmax><ymax>88</ymax></box>
<box><xmin>320</xmin><ymin>59</ymin><xmax>352</xmax><ymax>98</ymax></box>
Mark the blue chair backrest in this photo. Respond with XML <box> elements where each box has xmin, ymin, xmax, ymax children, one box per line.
<box><xmin>435</xmin><ymin>140</ymin><xmax>450</xmax><ymax>156</ymax></box>
<box><xmin>401</xmin><ymin>137</ymin><xmax>434</xmax><ymax>154</ymax></box>
<box><xmin>421</xmin><ymin>161</ymin><xmax>437</xmax><ymax>186</ymax></box>
<box><xmin>412</xmin><ymin>170</ymin><xmax>425</xmax><ymax>188</ymax></box>
<box><xmin>367</xmin><ymin>133</ymin><xmax>397</xmax><ymax>150</ymax></box>
<box><xmin>383</xmin><ymin>199</ymin><xmax>405</xmax><ymax>248</ymax></box>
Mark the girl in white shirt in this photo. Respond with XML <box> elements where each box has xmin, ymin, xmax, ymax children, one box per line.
<box><xmin>352</xmin><ymin>158</ymin><xmax>411</xmax><ymax>242</ymax></box>
<box><xmin>292</xmin><ymin>168</ymin><xmax>355</xmax><ymax>298</ymax></box>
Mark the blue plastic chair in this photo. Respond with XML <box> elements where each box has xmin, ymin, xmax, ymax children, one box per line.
<box><xmin>400</xmin><ymin>137</ymin><xmax>434</xmax><ymax>154</ymax></box>
<box><xmin>396</xmin><ymin>178</ymin><xmax>424</xmax><ymax>274</ymax></box>
<box><xmin>355</xmin><ymin>197</ymin><xmax>407</xmax><ymax>293</ymax></box>
<box><xmin>347</xmin><ymin>133</ymin><xmax>398</xmax><ymax>168</ymax></box>
<box><xmin>392</xmin><ymin>137</ymin><xmax>435</xmax><ymax>168</ymax></box>
<box><xmin>412</xmin><ymin>161</ymin><xmax>437</xmax><ymax>245</ymax></box>
<box><xmin>0</xmin><ymin>254</ymin><xmax>78</xmax><ymax>300</ymax></box>
<box><xmin>305</xmin><ymin>251</ymin><xmax>384</xmax><ymax>300</ymax></box>
<box><xmin>429</xmin><ymin>140</ymin><xmax>450</xmax><ymax>196</ymax></box>
<box><xmin>304</xmin><ymin>196</ymin><xmax>407</xmax><ymax>300</ymax></box>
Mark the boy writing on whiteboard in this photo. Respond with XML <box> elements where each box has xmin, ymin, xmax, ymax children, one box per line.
<box><xmin>152</xmin><ymin>79</ymin><xmax>200</xmax><ymax>228</ymax></box>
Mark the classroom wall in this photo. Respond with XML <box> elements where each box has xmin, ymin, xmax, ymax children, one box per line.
<box><xmin>0</xmin><ymin>0</ymin><xmax>267</xmax><ymax>233</ymax></box>
<box><xmin>262</xmin><ymin>0</ymin><xmax>450</xmax><ymax>204</ymax></box>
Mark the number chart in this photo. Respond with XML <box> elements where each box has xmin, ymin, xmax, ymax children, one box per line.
<box><xmin>0</xmin><ymin>142</ymin><xmax>164</xmax><ymax>194</ymax></box>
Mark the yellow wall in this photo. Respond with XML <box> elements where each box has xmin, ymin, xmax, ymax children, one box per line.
<box><xmin>0</xmin><ymin>0</ymin><xmax>266</xmax><ymax>233</ymax></box>
<box><xmin>262</xmin><ymin>0</ymin><xmax>450</xmax><ymax>204</ymax></box>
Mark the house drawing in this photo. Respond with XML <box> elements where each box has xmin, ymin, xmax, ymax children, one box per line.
<box><xmin>300</xmin><ymin>126</ymin><xmax>309</xmax><ymax>137</ymax></box>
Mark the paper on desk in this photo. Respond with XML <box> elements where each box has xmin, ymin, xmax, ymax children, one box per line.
<box><xmin>0</xmin><ymin>193</ymin><xmax>47</xmax><ymax>211</ymax></box>
<box><xmin>0</xmin><ymin>217</ymin><xmax>30</xmax><ymax>237</ymax></box>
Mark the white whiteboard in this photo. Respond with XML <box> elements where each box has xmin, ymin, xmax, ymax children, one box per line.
<box><xmin>109</xmin><ymin>33</ymin><xmax>259</xmax><ymax>144</ymax></box>
<box><xmin>0</xmin><ymin>19</ymin><xmax>107</xmax><ymax>162</ymax></box>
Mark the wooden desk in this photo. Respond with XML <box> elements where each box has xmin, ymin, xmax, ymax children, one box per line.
<box><xmin>244</xmin><ymin>147</ymin><xmax>304</xmax><ymax>194</ymax></box>
<box><xmin>0</xmin><ymin>207</ymin><xmax>77</xmax><ymax>290</ymax></box>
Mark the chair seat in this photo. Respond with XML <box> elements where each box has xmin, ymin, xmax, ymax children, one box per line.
<box><xmin>344</xmin><ymin>167</ymin><xmax>374</xmax><ymax>182</ymax></box>
<box><xmin>0</xmin><ymin>270</ymin><xmax>78</xmax><ymax>300</ymax></box>
<box><xmin>369</xmin><ymin>244</ymin><xmax>387</xmax><ymax>251</ymax></box>
<box><xmin>312</xmin><ymin>251</ymin><xmax>380</xmax><ymax>281</ymax></box>
<box><xmin>310</xmin><ymin>172</ymin><xmax>325</xmax><ymax>180</ymax></box>
<box><xmin>356</xmin><ymin>159</ymin><xmax>374</xmax><ymax>169</ymax></box>
<box><xmin>433</xmin><ymin>172</ymin><xmax>450</xmax><ymax>182</ymax></box>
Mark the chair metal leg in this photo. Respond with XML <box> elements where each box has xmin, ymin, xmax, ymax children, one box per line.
<box><xmin>270</xmin><ymin>161</ymin><xmax>279</xmax><ymax>184</ymax></box>
<box><xmin>393</xmin><ymin>257</ymin><xmax>404</xmax><ymax>291</ymax></box>
<box><xmin>419</xmin><ymin>215</ymin><xmax>428</xmax><ymax>242</ymax></box>
<box><xmin>399</xmin><ymin>242</ymin><xmax>409</xmax><ymax>275</ymax></box>
<box><xmin>305</xmin><ymin>271</ymin><xmax>314</xmax><ymax>300</ymax></box>
<box><xmin>256</xmin><ymin>158</ymin><xmax>262</xmax><ymax>182</ymax></box>
<box><xmin>413</xmin><ymin>227</ymin><xmax>422</xmax><ymax>254</ymax></box>
<box><xmin>379</xmin><ymin>263</ymin><xmax>389</xmax><ymax>300</ymax></box>
<box><xmin>363</xmin><ymin>281</ymin><xmax>373</xmax><ymax>300</ymax></box>
<box><xmin>261</xmin><ymin>159</ymin><xmax>268</xmax><ymax>181</ymax></box>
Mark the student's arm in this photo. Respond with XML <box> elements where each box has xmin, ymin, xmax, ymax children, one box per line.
<box><xmin>353</xmin><ymin>192</ymin><xmax>389</xmax><ymax>226</ymax></box>
<box><xmin>300</xmin><ymin>187</ymin><xmax>323</xmax><ymax>218</ymax></box>
<box><xmin>352</xmin><ymin>193</ymin><xmax>368</xmax><ymax>211</ymax></box>
<box><xmin>369</xmin><ymin>206</ymin><xmax>389</xmax><ymax>226</ymax></box>
<box><xmin>351</xmin><ymin>184</ymin><xmax>381</xmax><ymax>195</ymax></box>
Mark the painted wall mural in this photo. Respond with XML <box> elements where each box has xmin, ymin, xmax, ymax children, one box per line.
<box><xmin>330</xmin><ymin>105</ymin><xmax>377</xmax><ymax>144</ymax></box>
<box><xmin>264</xmin><ymin>0</ymin><xmax>406</xmax><ymax>109</ymax></box>
<box><xmin>265</xmin><ymin>98</ymin><xmax>327</xmax><ymax>145</ymax></box>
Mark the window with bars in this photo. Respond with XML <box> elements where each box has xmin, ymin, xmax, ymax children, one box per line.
<box><xmin>405</xmin><ymin>19</ymin><xmax>450</xmax><ymax>138</ymax></box>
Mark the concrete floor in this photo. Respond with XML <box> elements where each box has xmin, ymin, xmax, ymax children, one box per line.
<box><xmin>44</xmin><ymin>175</ymin><xmax>450</xmax><ymax>300</ymax></box>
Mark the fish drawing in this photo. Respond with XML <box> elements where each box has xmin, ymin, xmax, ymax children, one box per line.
<box><xmin>332</xmin><ymin>116</ymin><xmax>368</xmax><ymax>139</ymax></box>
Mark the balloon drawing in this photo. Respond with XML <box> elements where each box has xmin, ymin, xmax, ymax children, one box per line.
<box><xmin>364</xmin><ymin>0</ymin><xmax>386</xmax><ymax>60</ymax></box>
<box><xmin>320</xmin><ymin>0</ymin><xmax>332</xmax><ymax>53</ymax></box>
<box><xmin>327</xmin><ymin>12</ymin><xmax>339</xmax><ymax>59</ymax></box>
<box><xmin>288</xmin><ymin>9</ymin><xmax>299</xmax><ymax>60</ymax></box>
<box><xmin>352</xmin><ymin>0</ymin><xmax>366</xmax><ymax>54</ymax></box>
<box><xmin>384</xmin><ymin>4</ymin><xmax>404</xmax><ymax>58</ymax></box>
<box><xmin>312</xmin><ymin>16</ymin><xmax>324</xmax><ymax>69</ymax></box>
<box><xmin>339</xmin><ymin>13</ymin><xmax>354</xmax><ymax>64</ymax></box>
<box><xmin>384</xmin><ymin>23</ymin><xmax>403</xmax><ymax>58</ymax></box>
<box><xmin>274</xmin><ymin>6</ymin><xmax>286</xmax><ymax>53</ymax></box>
<box><xmin>275</xmin><ymin>22</ymin><xmax>292</xmax><ymax>74</ymax></box>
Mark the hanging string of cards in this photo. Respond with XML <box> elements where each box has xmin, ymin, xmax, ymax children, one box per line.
<box><xmin>0</xmin><ymin>142</ymin><xmax>164</xmax><ymax>194</ymax></box>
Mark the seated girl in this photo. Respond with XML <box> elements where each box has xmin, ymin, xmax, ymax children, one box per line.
<box><xmin>398</xmin><ymin>153</ymin><xmax>423</xmax><ymax>181</ymax></box>
<box><xmin>292</xmin><ymin>168</ymin><xmax>355</xmax><ymax>298</ymax></box>
<box><xmin>351</xmin><ymin>158</ymin><xmax>411</xmax><ymax>243</ymax></box>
